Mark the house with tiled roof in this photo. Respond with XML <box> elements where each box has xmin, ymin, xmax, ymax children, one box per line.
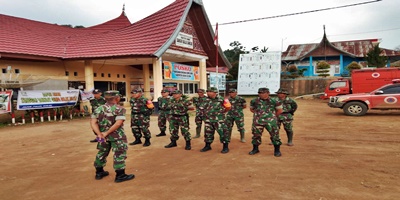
<box><xmin>281</xmin><ymin>26</ymin><xmax>400</xmax><ymax>77</ymax></box>
<box><xmin>0</xmin><ymin>0</ymin><xmax>230</xmax><ymax>103</ymax></box>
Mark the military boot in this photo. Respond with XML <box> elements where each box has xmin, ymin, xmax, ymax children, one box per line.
<box><xmin>287</xmin><ymin>131</ymin><xmax>294</xmax><ymax>146</ymax></box>
<box><xmin>115</xmin><ymin>169</ymin><xmax>135</xmax><ymax>183</ymax></box>
<box><xmin>240</xmin><ymin>132</ymin><xmax>246</xmax><ymax>143</ymax></box>
<box><xmin>95</xmin><ymin>167</ymin><xmax>109</xmax><ymax>180</ymax></box>
<box><xmin>185</xmin><ymin>140</ymin><xmax>191</xmax><ymax>150</ymax></box>
<box><xmin>274</xmin><ymin>145</ymin><xmax>282</xmax><ymax>157</ymax></box>
<box><xmin>221</xmin><ymin>143</ymin><xmax>229</xmax><ymax>154</ymax></box>
<box><xmin>249</xmin><ymin>145</ymin><xmax>260</xmax><ymax>155</ymax></box>
<box><xmin>200</xmin><ymin>142</ymin><xmax>212</xmax><ymax>152</ymax></box>
<box><xmin>143</xmin><ymin>138</ymin><xmax>151</xmax><ymax>147</ymax></box>
<box><xmin>156</xmin><ymin>131</ymin><xmax>166</xmax><ymax>137</ymax></box>
<box><xmin>129</xmin><ymin>137</ymin><xmax>142</xmax><ymax>145</ymax></box>
<box><xmin>164</xmin><ymin>139</ymin><xmax>177</xmax><ymax>148</ymax></box>
<box><xmin>193</xmin><ymin>126</ymin><xmax>201</xmax><ymax>138</ymax></box>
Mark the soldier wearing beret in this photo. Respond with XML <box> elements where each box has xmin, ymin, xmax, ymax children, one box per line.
<box><xmin>90</xmin><ymin>90</ymin><xmax>135</xmax><ymax>183</ymax></box>
<box><xmin>89</xmin><ymin>89</ymin><xmax>107</xmax><ymax>143</ymax></box>
<box><xmin>276</xmin><ymin>88</ymin><xmax>297</xmax><ymax>146</ymax></box>
<box><xmin>191</xmin><ymin>88</ymin><xmax>208</xmax><ymax>138</ymax></box>
<box><xmin>226</xmin><ymin>88</ymin><xmax>247</xmax><ymax>143</ymax></box>
<box><xmin>155</xmin><ymin>89</ymin><xmax>171</xmax><ymax>137</ymax></box>
<box><xmin>249</xmin><ymin>87</ymin><xmax>283</xmax><ymax>157</ymax></box>
<box><xmin>164</xmin><ymin>90</ymin><xmax>194</xmax><ymax>150</ymax></box>
<box><xmin>129</xmin><ymin>88</ymin><xmax>154</xmax><ymax>147</ymax></box>
<box><xmin>200</xmin><ymin>87</ymin><xmax>231</xmax><ymax>153</ymax></box>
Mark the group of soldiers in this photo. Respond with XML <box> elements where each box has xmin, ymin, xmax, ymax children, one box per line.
<box><xmin>89</xmin><ymin>86</ymin><xmax>297</xmax><ymax>183</ymax></box>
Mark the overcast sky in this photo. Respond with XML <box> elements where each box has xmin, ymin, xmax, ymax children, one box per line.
<box><xmin>1</xmin><ymin>0</ymin><xmax>399</xmax><ymax>52</ymax></box>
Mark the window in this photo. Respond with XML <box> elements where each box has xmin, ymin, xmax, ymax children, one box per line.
<box><xmin>93</xmin><ymin>73</ymin><xmax>97</xmax><ymax>77</ymax></box>
<box><xmin>108</xmin><ymin>73</ymin><xmax>111</xmax><ymax>78</ymax></box>
<box><xmin>123</xmin><ymin>74</ymin><xmax>126</xmax><ymax>78</ymax></box>
<box><xmin>381</xmin><ymin>85</ymin><xmax>400</xmax><ymax>94</ymax></box>
<box><xmin>15</xmin><ymin>69</ymin><xmax>20</xmax><ymax>74</ymax></box>
<box><xmin>117</xmin><ymin>74</ymin><xmax>120</xmax><ymax>78</ymax></box>
<box><xmin>74</xmin><ymin>72</ymin><xmax>78</xmax><ymax>76</ymax></box>
<box><xmin>65</xmin><ymin>71</ymin><xmax>69</xmax><ymax>76</ymax></box>
<box><xmin>2</xmin><ymin>68</ymin><xmax>7</xmax><ymax>73</ymax></box>
<box><xmin>329</xmin><ymin>81</ymin><xmax>347</xmax><ymax>90</ymax></box>
<box><xmin>101</xmin><ymin>73</ymin><xmax>104</xmax><ymax>77</ymax></box>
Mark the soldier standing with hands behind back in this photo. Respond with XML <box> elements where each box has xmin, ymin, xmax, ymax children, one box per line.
<box><xmin>89</xmin><ymin>89</ymin><xmax>106</xmax><ymax>143</ymax></box>
<box><xmin>129</xmin><ymin>88</ymin><xmax>154</xmax><ymax>147</ymax></box>
<box><xmin>276</xmin><ymin>88</ymin><xmax>297</xmax><ymax>146</ymax></box>
<box><xmin>249</xmin><ymin>87</ymin><xmax>283</xmax><ymax>157</ymax></box>
<box><xmin>90</xmin><ymin>90</ymin><xmax>135</xmax><ymax>183</ymax></box>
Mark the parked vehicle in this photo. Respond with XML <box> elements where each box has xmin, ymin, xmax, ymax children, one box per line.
<box><xmin>321</xmin><ymin>68</ymin><xmax>400</xmax><ymax>99</ymax></box>
<box><xmin>328</xmin><ymin>79</ymin><xmax>400</xmax><ymax>116</ymax></box>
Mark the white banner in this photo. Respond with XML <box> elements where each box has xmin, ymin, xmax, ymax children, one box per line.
<box><xmin>237</xmin><ymin>52</ymin><xmax>281</xmax><ymax>95</ymax></box>
<box><xmin>79</xmin><ymin>89</ymin><xmax>94</xmax><ymax>102</ymax></box>
<box><xmin>17</xmin><ymin>90</ymin><xmax>79</xmax><ymax>110</ymax></box>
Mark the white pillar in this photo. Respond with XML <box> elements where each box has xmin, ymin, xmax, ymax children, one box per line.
<box><xmin>152</xmin><ymin>58</ymin><xmax>163</xmax><ymax>101</ymax></box>
<box><xmin>143</xmin><ymin>64</ymin><xmax>151</xmax><ymax>99</ymax></box>
<box><xmin>84</xmin><ymin>60</ymin><xmax>94</xmax><ymax>90</ymax></box>
<box><xmin>199</xmin><ymin>58</ymin><xmax>207</xmax><ymax>90</ymax></box>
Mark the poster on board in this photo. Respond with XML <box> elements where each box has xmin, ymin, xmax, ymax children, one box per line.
<box><xmin>209</xmin><ymin>72</ymin><xmax>226</xmax><ymax>90</ymax></box>
<box><xmin>237</xmin><ymin>52</ymin><xmax>281</xmax><ymax>95</ymax></box>
<box><xmin>0</xmin><ymin>90</ymin><xmax>13</xmax><ymax>114</ymax></box>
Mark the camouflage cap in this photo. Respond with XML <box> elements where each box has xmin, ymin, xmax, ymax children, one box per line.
<box><xmin>131</xmin><ymin>88</ymin><xmax>143</xmax><ymax>94</ymax></box>
<box><xmin>207</xmin><ymin>87</ymin><xmax>218</xmax><ymax>93</ymax></box>
<box><xmin>258</xmin><ymin>87</ymin><xmax>270</xmax><ymax>93</ymax></box>
<box><xmin>172</xmin><ymin>90</ymin><xmax>182</xmax><ymax>94</ymax></box>
<box><xmin>104</xmin><ymin>90</ymin><xmax>120</xmax><ymax>97</ymax></box>
<box><xmin>276</xmin><ymin>88</ymin><xmax>289</xmax><ymax>95</ymax></box>
<box><xmin>161</xmin><ymin>89</ymin><xmax>170</xmax><ymax>93</ymax></box>
<box><xmin>93</xmin><ymin>89</ymin><xmax>102</xmax><ymax>94</ymax></box>
<box><xmin>197</xmin><ymin>89</ymin><xmax>205</xmax><ymax>93</ymax></box>
<box><xmin>228</xmin><ymin>88</ymin><xmax>237</xmax><ymax>93</ymax></box>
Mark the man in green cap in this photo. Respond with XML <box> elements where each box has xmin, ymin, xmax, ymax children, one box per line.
<box><xmin>200</xmin><ymin>87</ymin><xmax>231</xmax><ymax>154</ymax></box>
<box><xmin>249</xmin><ymin>87</ymin><xmax>283</xmax><ymax>157</ymax></box>
<box><xmin>164</xmin><ymin>90</ymin><xmax>194</xmax><ymax>150</ymax></box>
<box><xmin>90</xmin><ymin>90</ymin><xmax>135</xmax><ymax>183</ymax></box>
<box><xmin>191</xmin><ymin>88</ymin><xmax>208</xmax><ymax>138</ymax></box>
<box><xmin>155</xmin><ymin>89</ymin><xmax>171</xmax><ymax>137</ymax></box>
<box><xmin>226</xmin><ymin>88</ymin><xmax>247</xmax><ymax>143</ymax></box>
<box><xmin>276</xmin><ymin>88</ymin><xmax>297</xmax><ymax>146</ymax></box>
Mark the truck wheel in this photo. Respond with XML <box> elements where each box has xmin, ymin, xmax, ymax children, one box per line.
<box><xmin>343</xmin><ymin>102</ymin><xmax>368</xmax><ymax>116</ymax></box>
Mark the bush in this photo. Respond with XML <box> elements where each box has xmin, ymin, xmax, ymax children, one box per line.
<box><xmin>316</xmin><ymin>61</ymin><xmax>330</xmax><ymax>77</ymax></box>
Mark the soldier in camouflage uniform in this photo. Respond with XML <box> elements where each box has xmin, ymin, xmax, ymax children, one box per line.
<box><xmin>249</xmin><ymin>87</ymin><xmax>283</xmax><ymax>157</ymax></box>
<box><xmin>155</xmin><ymin>89</ymin><xmax>171</xmax><ymax>137</ymax></box>
<box><xmin>200</xmin><ymin>87</ymin><xmax>231</xmax><ymax>154</ymax></box>
<box><xmin>164</xmin><ymin>90</ymin><xmax>194</xmax><ymax>150</ymax></box>
<box><xmin>129</xmin><ymin>88</ymin><xmax>154</xmax><ymax>147</ymax></box>
<box><xmin>276</xmin><ymin>88</ymin><xmax>298</xmax><ymax>146</ymax></box>
<box><xmin>89</xmin><ymin>89</ymin><xmax>107</xmax><ymax>143</ymax></box>
<box><xmin>191</xmin><ymin>89</ymin><xmax>208</xmax><ymax>138</ymax></box>
<box><xmin>226</xmin><ymin>88</ymin><xmax>247</xmax><ymax>143</ymax></box>
<box><xmin>90</xmin><ymin>90</ymin><xmax>135</xmax><ymax>183</ymax></box>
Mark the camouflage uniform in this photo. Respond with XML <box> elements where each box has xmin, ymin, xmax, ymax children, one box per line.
<box><xmin>89</xmin><ymin>89</ymin><xmax>106</xmax><ymax>142</ymax></box>
<box><xmin>91</xmin><ymin>90</ymin><xmax>134</xmax><ymax>183</ymax></box>
<box><xmin>129</xmin><ymin>89</ymin><xmax>153</xmax><ymax>144</ymax></box>
<box><xmin>168</xmin><ymin>93</ymin><xmax>192</xmax><ymax>141</ymax></box>
<box><xmin>192</xmin><ymin>89</ymin><xmax>208</xmax><ymax>138</ymax></box>
<box><xmin>200</xmin><ymin>87</ymin><xmax>230</xmax><ymax>153</ymax></box>
<box><xmin>226</xmin><ymin>89</ymin><xmax>246</xmax><ymax>142</ymax></box>
<box><xmin>157</xmin><ymin>93</ymin><xmax>171</xmax><ymax>134</ymax></box>
<box><xmin>249</xmin><ymin>87</ymin><xmax>283</xmax><ymax>157</ymax></box>
<box><xmin>276</xmin><ymin>89</ymin><xmax>298</xmax><ymax>146</ymax></box>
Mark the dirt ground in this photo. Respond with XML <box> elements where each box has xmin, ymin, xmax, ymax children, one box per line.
<box><xmin>0</xmin><ymin>98</ymin><xmax>399</xmax><ymax>200</ymax></box>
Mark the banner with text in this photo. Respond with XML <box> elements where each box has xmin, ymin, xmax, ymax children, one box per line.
<box><xmin>163</xmin><ymin>61</ymin><xmax>199</xmax><ymax>81</ymax></box>
<box><xmin>237</xmin><ymin>52</ymin><xmax>281</xmax><ymax>95</ymax></box>
<box><xmin>209</xmin><ymin>73</ymin><xmax>226</xmax><ymax>90</ymax></box>
<box><xmin>0</xmin><ymin>90</ymin><xmax>13</xmax><ymax>114</ymax></box>
<box><xmin>17</xmin><ymin>90</ymin><xmax>80</xmax><ymax>110</ymax></box>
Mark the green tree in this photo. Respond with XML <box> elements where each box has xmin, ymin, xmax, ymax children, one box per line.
<box><xmin>316</xmin><ymin>61</ymin><xmax>330</xmax><ymax>77</ymax></box>
<box><xmin>365</xmin><ymin>45</ymin><xmax>388</xmax><ymax>68</ymax></box>
<box><xmin>223</xmin><ymin>41</ymin><xmax>248</xmax><ymax>80</ymax></box>
<box><xmin>345</xmin><ymin>61</ymin><xmax>362</xmax><ymax>75</ymax></box>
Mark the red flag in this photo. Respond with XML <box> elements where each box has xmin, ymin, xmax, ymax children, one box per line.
<box><xmin>214</xmin><ymin>23</ymin><xmax>218</xmax><ymax>46</ymax></box>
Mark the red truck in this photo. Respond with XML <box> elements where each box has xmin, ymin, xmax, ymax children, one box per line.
<box><xmin>321</xmin><ymin>68</ymin><xmax>400</xmax><ymax>99</ymax></box>
<box><xmin>328</xmin><ymin>79</ymin><xmax>400</xmax><ymax>116</ymax></box>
